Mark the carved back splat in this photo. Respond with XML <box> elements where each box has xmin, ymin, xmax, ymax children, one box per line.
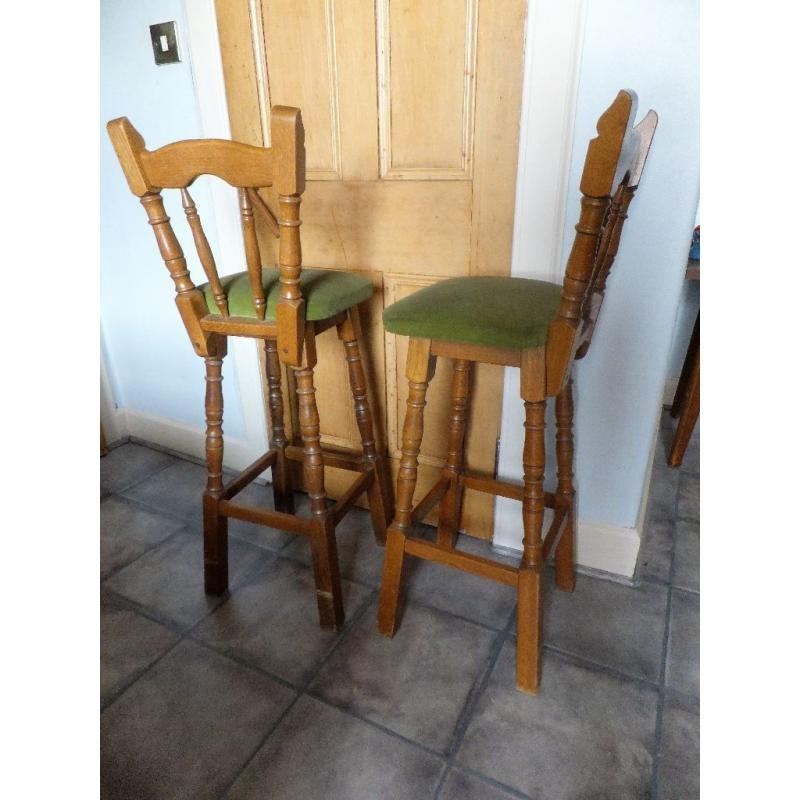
<box><xmin>107</xmin><ymin>106</ymin><xmax>308</xmax><ymax>364</ymax></box>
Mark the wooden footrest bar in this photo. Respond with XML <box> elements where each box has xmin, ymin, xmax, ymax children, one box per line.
<box><xmin>404</xmin><ymin>537</ymin><xmax>519</xmax><ymax>587</ymax></box>
<box><xmin>410</xmin><ymin>476</ymin><xmax>451</xmax><ymax>524</ymax></box>
<box><xmin>459</xmin><ymin>471</ymin><xmax>555</xmax><ymax>508</ymax></box>
<box><xmin>331</xmin><ymin>471</ymin><xmax>374</xmax><ymax>526</ymax></box>
<box><xmin>285</xmin><ymin>445</ymin><xmax>367</xmax><ymax>473</ymax></box>
<box><xmin>221</xmin><ymin>450</ymin><xmax>278</xmax><ymax>500</ymax></box>
<box><xmin>219</xmin><ymin>500</ymin><xmax>312</xmax><ymax>536</ymax></box>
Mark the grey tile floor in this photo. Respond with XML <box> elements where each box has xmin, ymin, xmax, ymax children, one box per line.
<box><xmin>101</xmin><ymin>413</ymin><xmax>699</xmax><ymax>800</ymax></box>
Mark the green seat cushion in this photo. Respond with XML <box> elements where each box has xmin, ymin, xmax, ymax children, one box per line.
<box><xmin>202</xmin><ymin>267</ymin><xmax>373</xmax><ymax>321</ymax></box>
<box><xmin>382</xmin><ymin>276</ymin><xmax>563</xmax><ymax>349</ymax></box>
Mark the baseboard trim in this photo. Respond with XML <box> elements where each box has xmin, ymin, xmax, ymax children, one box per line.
<box><xmin>111</xmin><ymin>407</ymin><xmax>264</xmax><ymax>473</ymax></box>
<box><xmin>492</xmin><ymin>499</ymin><xmax>641</xmax><ymax>578</ymax></box>
<box><xmin>662</xmin><ymin>376</ymin><xmax>679</xmax><ymax>407</ymax></box>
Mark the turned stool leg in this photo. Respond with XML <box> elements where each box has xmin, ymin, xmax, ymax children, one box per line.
<box><xmin>265</xmin><ymin>339</ymin><xmax>295</xmax><ymax>514</ymax></box>
<box><xmin>438</xmin><ymin>359</ymin><xmax>471</xmax><ymax>549</ymax></box>
<box><xmin>295</xmin><ymin>363</ymin><xmax>344</xmax><ymax>631</ymax></box>
<box><xmin>517</xmin><ymin>399</ymin><xmax>546</xmax><ymax>693</ymax></box>
<box><xmin>338</xmin><ymin>308</ymin><xmax>393</xmax><ymax>544</ymax></box>
<box><xmin>203</xmin><ymin>346</ymin><xmax>229</xmax><ymax>595</ymax></box>
<box><xmin>378</xmin><ymin>338</ymin><xmax>436</xmax><ymax>636</ymax></box>
<box><xmin>555</xmin><ymin>377</ymin><xmax>576</xmax><ymax>592</ymax></box>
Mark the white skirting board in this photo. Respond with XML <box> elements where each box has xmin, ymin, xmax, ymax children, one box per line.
<box><xmin>492</xmin><ymin>498</ymin><xmax>641</xmax><ymax>578</ymax></box>
<box><xmin>107</xmin><ymin>407</ymin><xmax>264</xmax><ymax>474</ymax></box>
<box><xmin>662</xmin><ymin>376</ymin><xmax>679</xmax><ymax>407</ymax></box>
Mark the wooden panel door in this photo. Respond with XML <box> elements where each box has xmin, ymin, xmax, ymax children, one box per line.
<box><xmin>215</xmin><ymin>0</ymin><xmax>528</xmax><ymax>539</ymax></box>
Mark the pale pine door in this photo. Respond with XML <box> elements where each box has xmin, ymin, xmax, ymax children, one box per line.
<box><xmin>215</xmin><ymin>0</ymin><xmax>528</xmax><ymax>539</ymax></box>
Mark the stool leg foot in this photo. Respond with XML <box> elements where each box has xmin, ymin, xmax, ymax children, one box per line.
<box><xmin>203</xmin><ymin>350</ymin><xmax>228</xmax><ymax>595</ymax></box>
<box><xmin>516</xmin><ymin>567</ymin><xmax>543</xmax><ymax>693</ymax></box>
<box><xmin>310</xmin><ymin>517</ymin><xmax>344</xmax><ymax>631</ymax></box>
<box><xmin>377</xmin><ymin>528</ymin><xmax>407</xmax><ymax>636</ymax></box>
<box><xmin>377</xmin><ymin>338</ymin><xmax>435</xmax><ymax>637</ymax></box>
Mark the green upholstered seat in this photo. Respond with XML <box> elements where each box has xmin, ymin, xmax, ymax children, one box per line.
<box><xmin>201</xmin><ymin>267</ymin><xmax>373</xmax><ymax>321</ymax></box>
<box><xmin>382</xmin><ymin>276</ymin><xmax>563</xmax><ymax>350</ymax></box>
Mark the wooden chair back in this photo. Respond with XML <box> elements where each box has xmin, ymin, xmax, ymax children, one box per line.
<box><xmin>546</xmin><ymin>90</ymin><xmax>658</xmax><ymax>395</ymax></box>
<box><xmin>106</xmin><ymin>107</ymin><xmax>308</xmax><ymax>364</ymax></box>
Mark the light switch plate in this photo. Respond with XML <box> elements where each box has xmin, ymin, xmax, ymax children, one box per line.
<box><xmin>149</xmin><ymin>21</ymin><xmax>180</xmax><ymax>65</ymax></box>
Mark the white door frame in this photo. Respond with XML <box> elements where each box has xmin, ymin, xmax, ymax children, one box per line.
<box><xmin>183</xmin><ymin>0</ymin><xmax>270</xmax><ymax>468</ymax></box>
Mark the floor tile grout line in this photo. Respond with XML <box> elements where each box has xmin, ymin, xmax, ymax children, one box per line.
<box><xmin>216</xmin><ymin>692</ymin><xmax>305</xmax><ymax>800</ymax></box>
<box><xmin>433</xmin><ymin>615</ymin><xmax>516</xmax><ymax>800</ymax></box>
<box><xmin>540</xmin><ymin>643</ymin><xmax>663</xmax><ymax>692</ymax></box>
<box><xmin>110</xmin><ymin>489</ymin><xmax>202</xmax><ymax>529</ymax></box>
<box><xmin>102</xmin><ymin>452</ymin><xmax>179</xmax><ymax>497</ymax></box>
<box><xmin>448</xmin><ymin>763</ymin><xmax>536</xmax><ymax>800</ymax></box>
<box><xmin>100</xmin><ymin>586</ymin><xmax>193</xmax><ymax>639</ymax></box>
<box><xmin>100</xmin><ymin>635</ymin><xmax>185</xmax><ymax>713</ymax></box>
<box><xmin>215</xmin><ymin>593</ymin><xmax>397</xmax><ymax>799</ymax></box>
<box><xmin>100</xmin><ymin>521</ymin><xmax>190</xmax><ymax>584</ymax></box>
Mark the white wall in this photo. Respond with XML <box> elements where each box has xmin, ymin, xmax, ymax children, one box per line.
<box><xmin>100</xmin><ymin>0</ymin><xmax>246</xmax><ymax>440</ymax></box>
<box><xmin>494</xmin><ymin>0</ymin><xmax>699</xmax><ymax>573</ymax></box>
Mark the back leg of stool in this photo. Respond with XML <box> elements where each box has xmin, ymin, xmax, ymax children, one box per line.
<box><xmin>265</xmin><ymin>338</ymin><xmax>295</xmax><ymax>514</ymax></box>
<box><xmin>437</xmin><ymin>359</ymin><xmax>471</xmax><ymax>550</ymax></box>
<box><xmin>203</xmin><ymin>340</ymin><xmax>229</xmax><ymax>595</ymax></box>
<box><xmin>338</xmin><ymin>308</ymin><xmax>393</xmax><ymax>544</ymax></box>
<box><xmin>555</xmin><ymin>377</ymin><xmax>576</xmax><ymax>592</ymax></box>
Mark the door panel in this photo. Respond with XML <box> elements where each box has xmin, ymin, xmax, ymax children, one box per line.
<box><xmin>378</xmin><ymin>0</ymin><xmax>478</xmax><ymax>178</ymax></box>
<box><xmin>216</xmin><ymin>0</ymin><xmax>527</xmax><ymax>539</ymax></box>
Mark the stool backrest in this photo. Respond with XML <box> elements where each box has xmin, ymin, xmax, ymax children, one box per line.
<box><xmin>546</xmin><ymin>90</ymin><xmax>657</xmax><ymax>395</ymax></box>
<box><xmin>107</xmin><ymin>107</ymin><xmax>308</xmax><ymax>364</ymax></box>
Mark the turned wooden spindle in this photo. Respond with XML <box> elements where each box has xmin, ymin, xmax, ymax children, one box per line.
<box><xmin>555</xmin><ymin>378</ymin><xmax>576</xmax><ymax>591</ymax></box>
<box><xmin>294</xmin><ymin>366</ymin><xmax>327</xmax><ymax>517</ymax></box>
<box><xmin>521</xmin><ymin>400</ymin><xmax>546</xmax><ymax>571</ymax></box>
<box><xmin>558</xmin><ymin>195</ymin><xmax>611</xmax><ymax>325</ymax></box>
<box><xmin>239</xmin><ymin>187</ymin><xmax>266</xmax><ymax>320</ymax></box>
<box><xmin>394</xmin><ymin>365</ymin><xmax>435</xmax><ymax>533</ymax></box>
<box><xmin>276</xmin><ymin>192</ymin><xmax>304</xmax><ymax>363</ymax></box>
<box><xmin>203</xmin><ymin>352</ymin><xmax>228</xmax><ymax>594</ymax></box>
<box><xmin>341</xmin><ymin>333</ymin><xmax>378</xmax><ymax>463</ymax></box>
<box><xmin>295</xmin><ymin>360</ymin><xmax>344</xmax><ymax>630</ymax></box>
<box><xmin>181</xmin><ymin>187</ymin><xmax>229</xmax><ymax>317</ymax></box>
<box><xmin>204</xmin><ymin>356</ymin><xmax>225</xmax><ymax>493</ymax></box>
<box><xmin>438</xmin><ymin>359</ymin><xmax>471</xmax><ymax>548</ymax></box>
<box><xmin>140</xmin><ymin>193</ymin><xmax>196</xmax><ymax>295</ymax></box>
<box><xmin>338</xmin><ymin>309</ymin><xmax>392</xmax><ymax>541</ymax></box>
<box><xmin>264</xmin><ymin>339</ymin><xmax>294</xmax><ymax>513</ymax></box>
<box><xmin>574</xmin><ymin>188</ymin><xmax>636</xmax><ymax>359</ymax></box>
<box><xmin>378</xmin><ymin>339</ymin><xmax>435</xmax><ymax>636</ymax></box>
<box><xmin>517</xmin><ymin>399</ymin><xmax>546</xmax><ymax>693</ymax></box>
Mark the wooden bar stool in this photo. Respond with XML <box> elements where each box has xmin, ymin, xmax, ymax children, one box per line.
<box><xmin>107</xmin><ymin>107</ymin><xmax>392</xmax><ymax>631</ymax></box>
<box><xmin>377</xmin><ymin>91</ymin><xmax>658</xmax><ymax>692</ymax></box>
